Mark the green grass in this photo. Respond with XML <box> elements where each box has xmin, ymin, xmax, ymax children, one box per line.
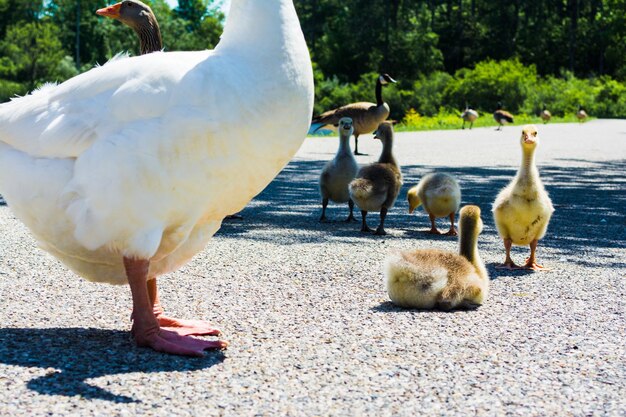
<box><xmin>393</xmin><ymin>110</ymin><xmax>590</xmax><ymax>132</ymax></box>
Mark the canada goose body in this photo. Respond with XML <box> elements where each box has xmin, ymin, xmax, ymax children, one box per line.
<box><xmin>384</xmin><ymin>205</ymin><xmax>488</xmax><ymax>310</ymax></box>
<box><xmin>311</xmin><ymin>74</ymin><xmax>396</xmax><ymax>155</ymax></box>
<box><xmin>494</xmin><ymin>102</ymin><xmax>514</xmax><ymax>131</ymax></box>
<box><xmin>492</xmin><ymin>125</ymin><xmax>554</xmax><ymax>270</ymax></box>
<box><xmin>319</xmin><ymin>118</ymin><xmax>359</xmax><ymax>221</ymax></box>
<box><xmin>407</xmin><ymin>173</ymin><xmax>461</xmax><ymax>235</ymax></box>
<box><xmin>349</xmin><ymin>122</ymin><xmax>402</xmax><ymax>235</ymax></box>
<box><xmin>461</xmin><ymin>106</ymin><xmax>479</xmax><ymax>129</ymax></box>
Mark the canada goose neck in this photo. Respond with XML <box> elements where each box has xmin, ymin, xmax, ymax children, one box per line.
<box><xmin>378</xmin><ymin>138</ymin><xmax>396</xmax><ymax>165</ymax></box>
<box><xmin>136</xmin><ymin>15</ymin><xmax>162</xmax><ymax>54</ymax></box>
<box><xmin>375</xmin><ymin>79</ymin><xmax>384</xmax><ymax>106</ymax></box>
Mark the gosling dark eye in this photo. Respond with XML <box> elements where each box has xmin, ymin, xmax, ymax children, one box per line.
<box><xmin>126</xmin><ymin>1</ymin><xmax>133</xmax><ymax>6</ymax></box>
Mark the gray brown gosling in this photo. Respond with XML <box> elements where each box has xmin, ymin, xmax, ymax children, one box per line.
<box><xmin>492</xmin><ymin>125</ymin><xmax>554</xmax><ymax>270</ymax></box>
<box><xmin>577</xmin><ymin>105</ymin><xmax>588</xmax><ymax>122</ymax></box>
<box><xmin>349</xmin><ymin>122</ymin><xmax>402</xmax><ymax>235</ymax></box>
<box><xmin>319</xmin><ymin>117</ymin><xmax>359</xmax><ymax>222</ymax></box>
<box><xmin>384</xmin><ymin>205</ymin><xmax>489</xmax><ymax>310</ymax></box>
<box><xmin>407</xmin><ymin>173</ymin><xmax>461</xmax><ymax>236</ymax></box>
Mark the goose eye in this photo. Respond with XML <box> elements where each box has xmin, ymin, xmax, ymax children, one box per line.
<box><xmin>126</xmin><ymin>1</ymin><xmax>133</xmax><ymax>6</ymax></box>
<box><xmin>533</xmin><ymin>132</ymin><xmax>537</xmax><ymax>137</ymax></box>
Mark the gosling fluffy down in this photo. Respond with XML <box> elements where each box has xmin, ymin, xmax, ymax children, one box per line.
<box><xmin>407</xmin><ymin>172</ymin><xmax>461</xmax><ymax>235</ymax></box>
<box><xmin>384</xmin><ymin>205</ymin><xmax>489</xmax><ymax>310</ymax></box>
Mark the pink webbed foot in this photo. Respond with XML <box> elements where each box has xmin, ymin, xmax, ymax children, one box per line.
<box><xmin>133</xmin><ymin>324</ymin><xmax>228</xmax><ymax>357</ymax></box>
<box><xmin>428</xmin><ymin>227</ymin><xmax>442</xmax><ymax>235</ymax></box>
<box><xmin>156</xmin><ymin>315</ymin><xmax>221</xmax><ymax>337</ymax></box>
<box><xmin>495</xmin><ymin>260</ymin><xmax>519</xmax><ymax>270</ymax></box>
<box><xmin>522</xmin><ymin>258</ymin><xmax>549</xmax><ymax>271</ymax></box>
<box><xmin>444</xmin><ymin>228</ymin><xmax>458</xmax><ymax>236</ymax></box>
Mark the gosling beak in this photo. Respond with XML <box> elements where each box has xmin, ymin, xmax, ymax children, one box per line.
<box><xmin>523</xmin><ymin>135</ymin><xmax>536</xmax><ymax>144</ymax></box>
<box><xmin>373</xmin><ymin>131</ymin><xmax>381</xmax><ymax>140</ymax></box>
<box><xmin>96</xmin><ymin>2</ymin><xmax>122</xmax><ymax>18</ymax></box>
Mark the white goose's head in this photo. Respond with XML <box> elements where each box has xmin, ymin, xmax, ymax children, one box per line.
<box><xmin>520</xmin><ymin>124</ymin><xmax>539</xmax><ymax>150</ymax></box>
<box><xmin>338</xmin><ymin>117</ymin><xmax>354</xmax><ymax>137</ymax></box>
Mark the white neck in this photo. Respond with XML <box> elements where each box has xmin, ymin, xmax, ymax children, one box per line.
<box><xmin>217</xmin><ymin>0</ymin><xmax>301</xmax><ymax>55</ymax></box>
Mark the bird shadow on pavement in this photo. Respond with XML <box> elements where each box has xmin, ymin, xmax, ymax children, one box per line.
<box><xmin>0</xmin><ymin>327</ymin><xmax>224</xmax><ymax>403</ymax></box>
<box><xmin>218</xmin><ymin>158</ymin><xmax>626</xmax><ymax>267</ymax></box>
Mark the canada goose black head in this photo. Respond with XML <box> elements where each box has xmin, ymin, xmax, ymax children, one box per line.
<box><xmin>378</xmin><ymin>74</ymin><xmax>397</xmax><ymax>86</ymax></box>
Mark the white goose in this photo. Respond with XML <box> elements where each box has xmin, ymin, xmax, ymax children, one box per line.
<box><xmin>0</xmin><ymin>0</ymin><xmax>314</xmax><ymax>356</ymax></box>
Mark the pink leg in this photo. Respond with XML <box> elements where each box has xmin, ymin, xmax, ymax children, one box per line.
<box><xmin>522</xmin><ymin>239</ymin><xmax>548</xmax><ymax>271</ymax></box>
<box><xmin>496</xmin><ymin>238</ymin><xmax>519</xmax><ymax>269</ymax></box>
<box><xmin>428</xmin><ymin>213</ymin><xmax>441</xmax><ymax>235</ymax></box>
<box><xmin>147</xmin><ymin>278</ymin><xmax>221</xmax><ymax>336</ymax></box>
<box><xmin>125</xmin><ymin>257</ymin><xmax>227</xmax><ymax>356</ymax></box>
<box><xmin>444</xmin><ymin>212</ymin><xmax>458</xmax><ymax>236</ymax></box>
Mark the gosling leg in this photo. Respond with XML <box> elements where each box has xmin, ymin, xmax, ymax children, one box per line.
<box><xmin>360</xmin><ymin>210</ymin><xmax>373</xmax><ymax>233</ymax></box>
<box><xmin>319</xmin><ymin>197</ymin><xmax>329</xmax><ymax>222</ymax></box>
<box><xmin>428</xmin><ymin>213</ymin><xmax>441</xmax><ymax>235</ymax></box>
<box><xmin>374</xmin><ymin>207</ymin><xmax>388</xmax><ymax>236</ymax></box>
<box><xmin>345</xmin><ymin>199</ymin><xmax>357</xmax><ymax>222</ymax></box>
<box><xmin>496</xmin><ymin>238</ymin><xmax>519</xmax><ymax>269</ymax></box>
<box><xmin>444</xmin><ymin>212</ymin><xmax>457</xmax><ymax>236</ymax></box>
<box><xmin>522</xmin><ymin>239</ymin><xmax>548</xmax><ymax>271</ymax></box>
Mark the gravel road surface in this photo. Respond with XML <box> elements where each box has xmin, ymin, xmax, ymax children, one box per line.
<box><xmin>0</xmin><ymin>120</ymin><xmax>624</xmax><ymax>416</ymax></box>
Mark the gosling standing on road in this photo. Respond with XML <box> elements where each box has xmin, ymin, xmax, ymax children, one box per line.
<box><xmin>319</xmin><ymin>118</ymin><xmax>359</xmax><ymax>222</ymax></box>
<box><xmin>492</xmin><ymin>125</ymin><xmax>554</xmax><ymax>270</ymax></box>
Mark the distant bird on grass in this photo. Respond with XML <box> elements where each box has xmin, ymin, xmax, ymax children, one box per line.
<box><xmin>461</xmin><ymin>105</ymin><xmax>479</xmax><ymax>129</ymax></box>
<box><xmin>577</xmin><ymin>105</ymin><xmax>588</xmax><ymax>123</ymax></box>
<box><xmin>311</xmin><ymin>74</ymin><xmax>396</xmax><ymax>155</ymax></box>
<box><xmin>493</xmin><ymin>102</ymin><xmax>514</xmax><ymax>131</ymax></box>
<box><xmin>540</xmin><ymin>104</ymin><xmax>551</xmax><ymax>124</ymax></box>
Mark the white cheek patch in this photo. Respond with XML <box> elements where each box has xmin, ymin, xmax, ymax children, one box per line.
<box><xmin>379</xmin><ymin>76</ymin><xmax>387</xmax><ymax>85</ymax></box>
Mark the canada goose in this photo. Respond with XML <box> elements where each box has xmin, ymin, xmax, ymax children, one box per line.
<box><xmin>492</xmin><ymin>125</ymin><xmax>554</xmax><ymax>270</ymax></box>
<box><xmin>461</xmin><ymin>105</ymin><xmax>479</xmax><ymax>129</ymax></box>
<box><xmin>384</xmin><ymin>205</ymin><xmax>489</xmax><ymax>310</ymax></box>
<box><xmin>0</xmin><ymin>0</ymin><xmax>314</xmax><ymax>356</ymax></box>
<box><xmin>493</xmin><ymin>102</ymin><xmax>514</xmax><ymax>131</ymax></box>
<box><xmin>311</xmin><ymin>74</ymin><xmax>397</xmax><ymax>155</ymax></box>
<box><xmin>539</xmin><ymin>104</ymin><xmax>551</xmax><ymax>124</ymax></box>
<box><xmin>577</xmin><ymin>105</ymin><xmax>588</xmax><ymax>122</ymax></box>
<box><xmin>96</xmin><ymin>0</ymin><xmax>162</xmax><ymax>55</ymax></box>
<box><xmin>349</xmin><ymin>122</ymin><xmax>402</xmax><ymax>235</ymax></box>
<box><xmin>319</xmin><ymin>117</ymin><xmax>359</xmax><ymax>222</ymax></box>
<box><xmin>407</xmin><ymin>173</ymin><xmax>461</xmax><ymax>236</ymax></box>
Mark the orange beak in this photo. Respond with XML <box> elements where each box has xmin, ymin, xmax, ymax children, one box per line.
<box><xmin>96</xmin><ymin>2</ymin><xmax>122</xmax><ymax>18</ymax></box>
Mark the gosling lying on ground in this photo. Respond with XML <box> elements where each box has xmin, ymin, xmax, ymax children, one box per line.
<box><xmin>384</xmin><ymin>205</ymin><xmax>489</xmax><ymax>310</ymax></box>
<box><xmin>492</xmin><ymin>125</ymin><xmax>554</xmax><ymax>270</ymax></box>
<box><xmin>319</xmin><ymin>117</ymin><xmax>359</xmax><ymax>222</ymax></box>
<box><xmin>349</xmin><ymin>122</ymin><xmax>402</xmax><ymax>235</ymax></box>
<box><xmin>407</xmin><ymin>172</ymin><xmax>461</xmax><ymax>236</ymax></box>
